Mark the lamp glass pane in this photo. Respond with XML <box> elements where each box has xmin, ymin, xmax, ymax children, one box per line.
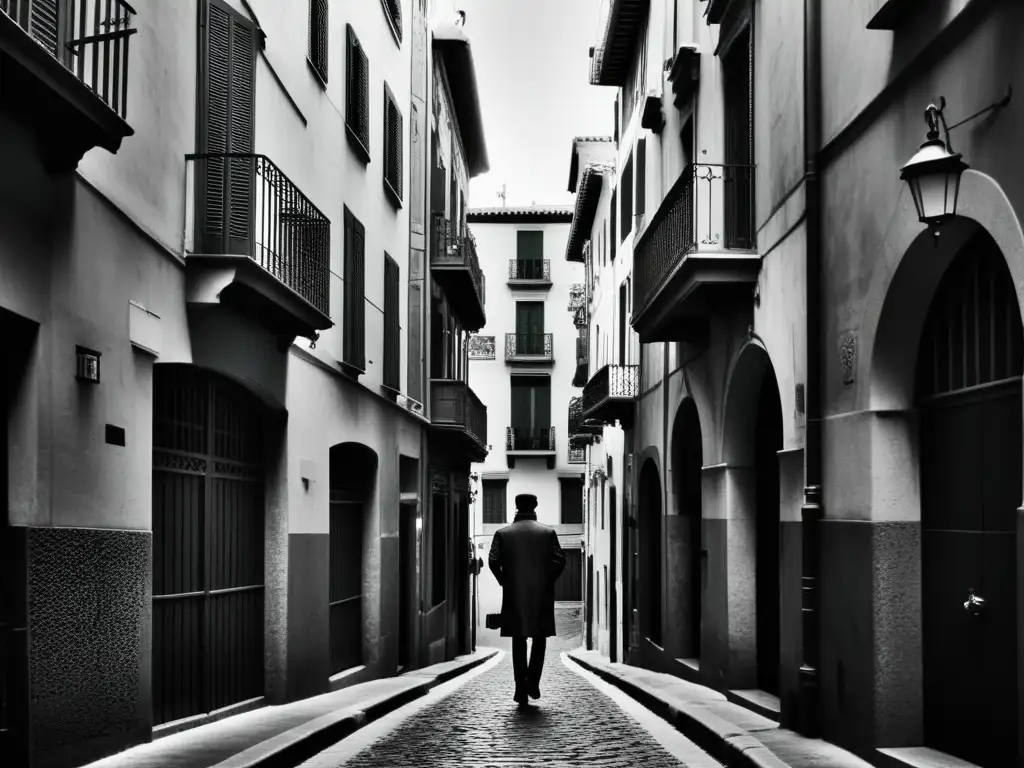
<box><xmin>915</xmin><ymin>172</ymin><xmax>950</xmax><ymax>221</ymax></box>
<box><xmin>944</xmin><ymin>170</ymin><xmax>962</xmax><ymax>218</ymax></box>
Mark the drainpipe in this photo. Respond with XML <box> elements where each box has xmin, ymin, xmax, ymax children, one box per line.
<box><xmin>798</xmin><ymin>0</ymin><xmax>823</xmax><ymax>738</ymax></box>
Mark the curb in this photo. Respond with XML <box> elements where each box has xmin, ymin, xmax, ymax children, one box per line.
<box><xmin>213</xmin><ymin>648</ymin><xmax>500</xmax><ymax>768</ymax></box>
<box><xmin>567</xmin><ymin>651</ymin><xmax>789</xmax><ymax>768</ymax></box>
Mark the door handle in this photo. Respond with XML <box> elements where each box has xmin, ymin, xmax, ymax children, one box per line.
<box><xmin>963</xmin><ymin>588</ymin><xmax>986</xmax><ymax>617</ymax></box>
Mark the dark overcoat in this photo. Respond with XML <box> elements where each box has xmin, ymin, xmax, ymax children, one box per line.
<box><xmin>488</xmin><ymin>514</ymin><xmax>567</xmax><ymax>637</ymax></box>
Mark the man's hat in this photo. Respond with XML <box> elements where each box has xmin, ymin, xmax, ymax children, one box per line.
<box><xmin>515</xmin><ymin>494</ymin><xmax>538</xmax><ymax>512</ymax></box>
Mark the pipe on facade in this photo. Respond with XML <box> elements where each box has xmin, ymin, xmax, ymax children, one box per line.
<box><xmin>798</xmin><ymin>0</ymin><xmax>823</xmax><ymax>738</ymax></box>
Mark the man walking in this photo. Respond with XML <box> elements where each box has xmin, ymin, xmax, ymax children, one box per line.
<box><xmin>488</xmin><ymin>493</ymin><xmax>567</xmax><ymax>705</ymax></box>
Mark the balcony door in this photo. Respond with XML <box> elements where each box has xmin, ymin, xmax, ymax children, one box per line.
<box><xmin>197</xmin><ymin>0</ymin><xmax>258</xmax><ymax>255</ymax></box>
<box><xmin>722</xmin><ymin>26</ymin><xmax>753</xmax><ymax>250</ymax></box>
<box><xmin>516</xmin><ymin>301</ymin><xmax>545</xmax><ymax>355</ymax></box>
<box><xmin>516</xmin><ymin>231</ymin><xmax>545</xmax><ymax>279</ymax></box>
<box><xmin>510</xmin><ymin>375</ymin><xmax>550</xmax><ymax>449</ymax></box>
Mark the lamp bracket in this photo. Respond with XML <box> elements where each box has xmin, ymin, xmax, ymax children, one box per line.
<box><xmin>929</xmin><ymin>85</ymin><xmax>1013</xmax><ymax>153</ymax></box>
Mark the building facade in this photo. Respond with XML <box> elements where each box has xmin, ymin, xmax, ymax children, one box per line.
<box><xmin>464</xmin><ymin>206</ymin><xmax>586</xmax><ymax>624</ymax></box>
<box><xmin>574</xmin><ymin>1</ymin><xmax>1024</xmax><ymax>767</ymax></box>
<box><xmin>0</xmin><ymin>1</ymin><xmax>489</xmax><ymax>766</ymax></box>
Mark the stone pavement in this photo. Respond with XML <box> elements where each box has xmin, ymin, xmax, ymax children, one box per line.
<box><xmin>300</xmin><ymin>604</ymin><xmax>723</xmax><ymax>768</ymax></box>
<box><xmin>81</xmin><ymin>648</ymin><xmax>498</xmax><ymax>768</ymax></box>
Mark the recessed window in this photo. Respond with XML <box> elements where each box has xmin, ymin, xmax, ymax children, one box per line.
<box><xmin>482</xmin><ymin>480</ymin><xmax>507</xmax><ymax>524</ymax></box>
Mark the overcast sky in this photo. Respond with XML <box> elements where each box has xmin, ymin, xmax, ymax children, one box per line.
<box><xmin>447</xmin><ymin>0</ymin><xmax>615</xmax><ymax>208</ymax></box>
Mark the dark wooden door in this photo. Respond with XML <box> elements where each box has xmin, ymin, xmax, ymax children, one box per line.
<box><xmin>152</xmin><ymin>366</ymin><xmax>266</xmax><ymax>725</ymax></box>
<box><xmin>918</xmin><ymin>234</ymin><xmax>1021</xmax><ymax>767</ymax></box>
<box><xmin>516</xmin><ymin>302</ymin><xmax>545</xmax><ymax>355</ymax></box>
<box><xmin>555</xmin><ymin>548</ymin><xmax>583</xmax><ymax>601</ymax></box>
<box><xmin>399</xmin><ymin>502</ymin><xmax>415</xmax><ymax>669</ymax></box>
<box><xmin>609</xmin><ymin>490</ymin><xmax>618</xmax><ymax>662</ymax></box>
<box><xmin>755</xmin><ymin>375</ymin><xmax>782</xmax><ymax>695</ymax></box>
<box><xmin>329</xmin><ymin>501</ymin><xmax>363</xmax><ymax>675</ymax></box>
<box><xmin>586</xmin><ymin>555</ymin><xmax>594</xmax><ymax>649</ymax></box>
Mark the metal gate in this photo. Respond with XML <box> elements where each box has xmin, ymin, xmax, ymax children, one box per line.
<box><xmin>917</xmin><ymin>233</ymin><xmax>1021</xmax><ymax>767</ymax></box>
<box><xmin>152</xmin><ymin>365</ymin><xmax>266</xmax><ymax>725</ymax></box>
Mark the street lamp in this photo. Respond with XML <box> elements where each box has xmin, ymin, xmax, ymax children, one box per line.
<box><xmin>899</xmin><ymin>98</ymin><xmax>968</xmax><ymax>236</ymax></box>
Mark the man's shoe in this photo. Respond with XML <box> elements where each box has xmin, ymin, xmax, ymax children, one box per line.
<box><xmin>528</xmin><ymin>681</ymin><xmax>540</xmax><ymax>700</ymax></box>
<box><xmin>513</xmin><ymin>685</ymin><xmax>528</xmax><ymax>704</ymax></box>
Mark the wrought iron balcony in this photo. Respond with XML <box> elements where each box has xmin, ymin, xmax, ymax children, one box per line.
<box><xmin>568</xmin><ymin>395</ymin><xmax>593</xmax><ymax>448</ymax></box>
<box><xmin>505</xmin><ymin>333</ymin><xmax>554</xmax><ymax>364</ymax></box>
<box><xmin>506</xmin><ymin>425</ymin><xmax>556</xmax><ymax>468</ymax></box>
<box><xmin>183</xmin><ymin>153</ymin><xmax>332</xmax><ymax>342</ymax></box>
<box><xmin>582</xmin><ymin>364</ymin><xmax>638</xmax><ymax>428</ymax></box>
<box><xmin>573</xmin><ymin>330</ymin><xmax>589</xmax><ymax>388</ymax></box>
<box><xmin>429</xmin><ymin>378</ymin><xmax>488</xmax><ymax>462</ymax></box>
<box><xmin>631</xmin><ymin>163</ymin><xmax>759</xmax><ymax>343</ymax></box>
<box><xmin>0</xmin><ymin>0</ymin><xmax>138</xmax><ymax>169</ymax></box>
<box><xmin>508</xmin><ymin>258</ymin><xmax>551</xmax><ymax>288</ymax></box>
<box><xmin>431</xmin><ymin>215</ymin><xmax>487</xmax><ymax>332</ymax></box>
<box><xmin>589</xmin><ymin>0</ymin><xmax>649</xmax><ymax>87</ymax></box>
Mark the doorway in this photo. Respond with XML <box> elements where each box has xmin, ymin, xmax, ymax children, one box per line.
<box><xmin>586</xmin><ymin>554</ymin><xmax>595</xmax><ymax>649</ymax></box>
<box><xmin>515</xmin><ymin>301</ymin><xmax>545</xmax><ymax>355</ymax></box>
<box><xmin>917</xmin><ymin>233</ymin><xmax>1020</xmax><ymax>767</ymax></box>
<box><xmin>672</xmin><ymin>398</ymin><xmax>704</xmax><ymax>660</ymax></box>
<box><xmin>638</xmin><ymin>460</ymin><xmax>662</xmax><ymax>647</ymax></box>
<box><xmin>399</xmin><ymin>501</ymin><xmax>416</xmax><ymax>669</ymax></box>
<box><xmin>754</xmin><ymin>373</ymin><xmax>782</xmax><ymax>695</ymax></box>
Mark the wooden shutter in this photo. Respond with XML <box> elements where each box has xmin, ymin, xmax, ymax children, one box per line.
<box><xmin>430</xmin><ymin>130</ymin><xmax>446</xmax><ymax>214</ymax></box>
<box><xmin>308</xmin><ymin>0</ymin><xmax>328</xmax><ymax>83</ymax></box>
<box><xmin>636</xmin><ymin>138</ymin><xmax>646</xmax><ymax>216</ymax></box>
<box><xmin>346</xmin><ymin>24</ymin><xmax>370</xmax><ymax>155</ymax></box>
<box><xmin>613</xmin><ymin>94</ymin><xmax>619</xmax><ymax>143</ymax></box>
<box><xmin>383</xmin><ymin>253</ymin><xmax>400</xmax><ymax>390</ymax></box>
<box><xmin>610</xmin><ymin>189</ymin><xmax>617</xmax><ymax>262</ymax></box>
<box><xmin>384</xmin><ymin>0</ymin><xmax>403</xmax><ymax>42</ymax></box>
<box><xmin>620</xmin><ymin>153</ymin><xmax>633</xmax><ymax>239</ymax></box>
<box><xmin>482</xmin><ymin>481</ymin><xmax>506</xmax><ymax>524</ymax></box>
<box><xmin>199</xmin><ymin>0</ymin><xmax>257</xmax><ymax>255</ymax></box>
<box><xmin>29</xmin><ymin>0</ymin><xmax>59</xmax><ymax>56</ymax></box>
<box><xmin>383</xmin><ymin>84</ymin><xmax>403</xmax><ymax>203</ymax></box>
<box><xmin>343</xmin><ymin>208</ymin><xmax>366</xmax><ymax>372</ymax></box>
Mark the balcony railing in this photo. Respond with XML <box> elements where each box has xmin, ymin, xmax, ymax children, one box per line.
<box><xmin>582</xmin><ymin>364</ymin><xmax>639</xmax><ymax>418</ymax></box>
<box><xmin>432</xmin><ymin>215</ymin><xmax>486</xmax><ymax>330</ymax></box>
<box><xmin>185</xmin><ymin>153</ymin><xmax>331</xmax><ymax>316</ymax></box>
<box><xmin>505</xmin><ymin>332</ymin><xmax>553</xmax><ymax>362</ymax></box>
<box><xmin>569</xmin><ymin>446</ymin><xmax>586</xmax><ymax>464</ymax></box>
<box><xmin>1</xmin><ymin>0</ymin><xmax>138</xmax><ymax>119</ymax></box>
<box><xmin>508</xmin><ymin>258</ymin><xmax>551</xmax><ymax>283</ymax></box>
<box><xmin>633</xmin><ymin>163</ymin><xmax>755</xmax><ymax>321</ymax></box>
<box><xmin>430</xmin><ymin>379</ymin><xmax>488</xmax><ymax>454</ymax></box>
<box><xmin>506</xmin><ymin>426</ymin><xmax>556</xmax><ymax>452</ymax></box>
<box><xmin>569</xmin><ymin>395</ymin><xmax>584</xmax><ymax>434</ymax></box>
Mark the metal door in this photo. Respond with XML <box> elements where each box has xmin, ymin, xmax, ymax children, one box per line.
<box><xmin>918</xmin><ymin>234</ymin><xmax>1021</xmax><ymax>766</ymax></box>
<box><xmin>152</xmin><ymin>366</ymin><xmax>266</xmax><ymax>725</ymax></box>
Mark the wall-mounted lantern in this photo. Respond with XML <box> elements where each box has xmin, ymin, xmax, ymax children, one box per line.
<box><xmin>75</xmin><ymin>346</ymin><xmax>101</xmax><ymax>383</ymax></box>
<box><xmin>900</xmin><ymin>88</ymin><xmax>1012</xmax><ymax>235</ymax></box>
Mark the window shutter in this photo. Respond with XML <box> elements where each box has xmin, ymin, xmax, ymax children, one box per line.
<box><xmin>29</xmin><ymin>0</ymin><xmax>59</xmax><ymax>56</ymax></box>
<box><xmin>610</xmin><ymin>189</ymin><xmax>617</xmax><ymax>262</ymax></box>
<box><xmin>308</xmin><ymin>0</ymin><xmax>328</xmax><ymax>83</ymax></box>
<box><xmin>383</xmin><ymin>253</ymin><xmax>400</xmax><ymax>390</ymax></box>
<box><xmin>346</xmin><ymin>24</ymin><xmax>370</xmax><ymax>156</ymax></box>
<box><xmin>613</xmin><ymin>93</ymin><xmax>619</xmax><ymax>143</ymax></box>
<box><xmin>199</xmin><ymin>0</ymin><xmax>257</xmax><ymax>256</ymax></box>
<box><xmin>383</xmin><ymin>84</ymin><xmax>403</xmax><ymax>204</ymax></box>
<box><xmin>343</xmin><ymin>208</ymin><xmax>366</xmax><ymax>372</ymax></box>
<box><xmin>620</xmin><ymin>153</ymin><xmax>633</xmax><ymax>240</ymax></box>
<box><xmin>636</xmin><ymin>138</ymin><xmax>646</xmax><ymax>216</ymax></box>
<box><xmin>384</xmin><ymin>0</ymin><xmax>403</xmax><ymax>43</ymax></box>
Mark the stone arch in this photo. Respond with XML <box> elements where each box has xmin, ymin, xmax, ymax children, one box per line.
<box><xmin>327</xmin><ymin>442</ymin><xmax>379</xmax><ymax>676</ymax></box>
<box><xmin>666</xmin><ymin>397</ymin><xmax>704</xmax><ymax>661</ymax></box>
<box><xmin>719</xmin><ymin>341</ymin><xmax>784</xmax><ymax>694</ymax></box>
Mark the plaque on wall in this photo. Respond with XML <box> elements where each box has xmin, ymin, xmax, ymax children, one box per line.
<box><xmin>468</xmin><ymin>335</ymin><xmax>495</xmax><ymax>360</ymax></box>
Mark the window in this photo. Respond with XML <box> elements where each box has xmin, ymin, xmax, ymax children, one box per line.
<box><xmin>383</xmin><ymin>83</ymin><xmax>403</xmax><ymax>206</ymax></box>
<box><xmin>596</xmin><ymin>578</ymin><xmax>600</xmax><ymax>627</ymax></box>
<box><xmin>198</xmin><ymin>0</ymin><xmax>257</xmax><ymax>252</ymax></box>
<box><xmin>600</xmin><ymin>479</ymin><xmax>605</xmax><ymax>529</ymax></box>
<box><xmin>308</xmin><ymin>0</ymin><xmax>328</xmax><ymax>84</ymax></box>
<box><xmin>383</xmin><ymin>253</ymin><xmax>400</xmax><ymax>390</ymax></box>
<box><xmin>723</xmin><ymin>28</ymin><xmax>755</xmax><ymax>249</ymax></box>
<box><xmin>515</xmin><ymin>301</ymin><xmax>545</xmax><ymax>355</ymax></box>
<box><xmin>613</xmin><ymin>93</ymin><xmax>619</xmax><ymax>143</ymax></box>
<box><xmin>482</xmin><ymin>480</ymin><xmax>507</xmax><ymax>524</ymax></box>
<box><xmin>381</xmin><ymin>0</ymin><xmax>403</xmax><ymax>44</ymax></box>
<box><xmin>603</xmin><ymin>565</ymin><xmax>608</xmax><ymax>624</ymax></box>
<box><xmin>343</xmin><ymin>207</ymin><xmax>366</xmax><ymax>373</ymax></box>
<box><xmin>618</xmin><ymin>282</ymin><xmax>627</xmax><ymax>364</ymax></box>
<box><xmin>515</xmin><ymin>231</ymin><xmax>545</xmax><ymax>279</ymax></box>
<box><xmin>510</xmin><ymin>375</ymin><xmax>551</xmax><ymax>449</ymax></box>
<box><xmin>560</xmin><ymin>477</ymin><xmax>584</xmax><ymax>524</ymax></box>
<box><xmin>610</xmin><ymin>189</ymin><xmax>617</xmax><ymax>262</ymax></box>
<box><xmin>345</xmin><ymin>24</ymin><xmax>370</xmax><ymax>162</ymax></box>
<box><xmin>620</xmin><ymin>152</ymin><xmax>633</xmax><ymax>241</ymax></box>
<box><xmin>636</xmin><ymin>139</ymin><xmax>646</xmax><ymax>217</ymax></box>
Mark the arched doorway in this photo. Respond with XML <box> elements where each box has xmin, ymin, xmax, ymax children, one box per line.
<box><xmin>916</xmin><ymin>231</ymin><xmax>1020</xmax><ymax>766</ymax></box>
<box><xmin>329</xmin><ymin>443</ymin><xmax>377</xmax><ymax>675</ymax></box>
<box><xmin>670</xmin><ymin>398</ymin><xmax>703</xmax><ymax>660</ymax></box>
<box><xmin>722</xmin><ymin>344</ymin><xmax>783</xmax><ymax>695</ymax></box>
<box><xmin>638</xmin><ymin>459</ymin><xmax>662</xmax><ymax>647</ymax></box>
<box><xmin>152</xmin><ymin>365</ymin><xmax>268</xmax><ymax>725</ymax></box>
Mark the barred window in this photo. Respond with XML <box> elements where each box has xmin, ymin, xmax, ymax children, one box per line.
<box><xmin>345</xmin><ymin>24</ymin><xmax>370</xmax><ymax>162</ymax></box>
<box><xmin>383</xmin><ymin>83</ymin><xmax>403</xmax><ymax>206</ymax></box>
<box><xmin>381</xmin><ymin>0</ymin><xmax>403</xmax><ymax>44</ymax></box>
<box><xmin>383</xmin><ymin>253</ymin><xmax>400</xmax><ymax>391</ymax></box>
<box><xmin>482</xmin><ymin>480</ymin><xmax>507</xmax><ymax>525</ymax></box>
<box><xmin>308</xmin><ymin>0</ymin><xmax>328</xmax><ymax>84</ymax></box>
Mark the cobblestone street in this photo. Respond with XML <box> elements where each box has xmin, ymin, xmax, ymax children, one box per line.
<box><xmin>298</xmin><ymin>606</ymin><xmax>721</xmax><ymax>768</ymax></box>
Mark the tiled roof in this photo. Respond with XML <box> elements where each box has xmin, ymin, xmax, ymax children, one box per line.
<box><xmin>467</xmin><ymin>205</ymin><xmax>575</xmax><ymax>223</ymax></box>
<box><xmin>573</xmin><ymin>135</ymin><xmax>614</xmax><ymax>144</ymax></box>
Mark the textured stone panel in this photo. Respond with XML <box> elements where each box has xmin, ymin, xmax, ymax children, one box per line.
<box><xmin>28</xmin><ymin>526</ymin><xmax>150</xmax><ymax>761</ymax></box>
